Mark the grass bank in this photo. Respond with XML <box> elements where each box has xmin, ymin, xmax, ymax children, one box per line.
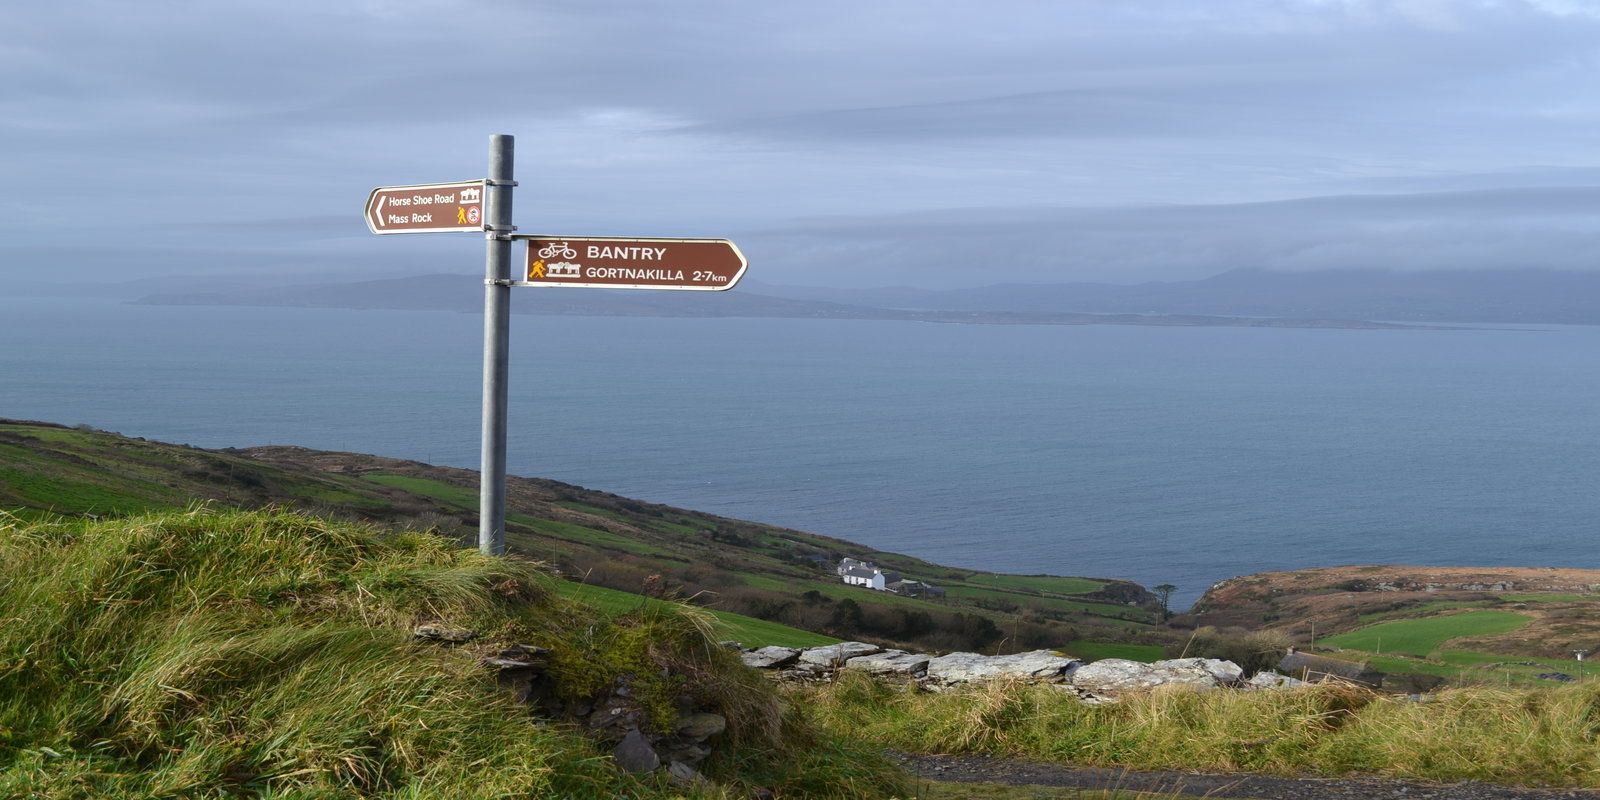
<box><xmin>0</xmin><ymin>507</ymin><xmax>904</xmax><ymax>798</ymax></box>
<box><xmin>803</xmin><ymin>673</ymin><xmax>1600</xmax><ymax>788</ymax></box>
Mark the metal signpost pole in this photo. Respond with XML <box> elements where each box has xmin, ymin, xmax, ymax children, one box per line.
<box><xmin>479</xmin><ymin>134</ymin><xmax>515</xmax><ymax>555</ymax></box>
<box><xmin>367</xmin><ymin>136</ymin><xmax>740</xmax><ymax>559</ymax></box>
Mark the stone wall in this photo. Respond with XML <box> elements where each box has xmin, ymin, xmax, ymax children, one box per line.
<box><xmin>739</xmin><ymin>641</ymin><xmax>1303</xmax><ymax>702</ymax></box>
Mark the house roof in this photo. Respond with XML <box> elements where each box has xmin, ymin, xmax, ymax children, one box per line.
<box><xmin>843</xmin><ymin>566</ymin><xmax>877</xmax><ymax>579</ymax></box>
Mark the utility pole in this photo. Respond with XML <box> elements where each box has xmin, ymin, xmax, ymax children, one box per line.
<box><xmin>479</xmin><ymin>134</ymin><xmax>515</xmax><ymax>555</ymax></box>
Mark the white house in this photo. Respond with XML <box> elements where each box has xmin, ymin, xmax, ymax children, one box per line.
<box><xmin>838</xmin><ymin>558</ymin><xmax>901</xmax><ymax>592</ymax></box>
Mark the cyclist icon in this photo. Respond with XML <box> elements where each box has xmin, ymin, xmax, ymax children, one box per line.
<box><xmin>537</xmin><ymin>241</ymin><xmax>577</xmax><ymax>260</ymax></box>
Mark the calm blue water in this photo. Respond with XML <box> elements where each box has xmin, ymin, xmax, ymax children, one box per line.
<box><xmin>4</xmin><ymin>296</ymin><xmax>1598</xmax><ymax>607</ymax></box>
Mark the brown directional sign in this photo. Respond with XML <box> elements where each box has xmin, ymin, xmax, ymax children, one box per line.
<box><xmin>515</xmin><ymin>236</ymin><xmax>747</xmax><ymax>291</ymax></box>
<box><xmin>365</xmin><ymin>180</ymin><xmax>485</xmax><ymax>234</ymax></box>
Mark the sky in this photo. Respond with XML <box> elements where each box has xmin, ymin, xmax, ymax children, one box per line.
<box><xmin>5</xmin><ymin>0</ymin><xmax>1600</xmax><ymax>289</ymax></box>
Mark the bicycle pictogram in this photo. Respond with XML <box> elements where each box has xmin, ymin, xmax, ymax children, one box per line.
<box><xmin>536</xmin><ymin>241</ymin><xmax>577</xmax><ymax>260</ymax></box>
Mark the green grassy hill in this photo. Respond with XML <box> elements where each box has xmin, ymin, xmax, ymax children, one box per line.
<box><xmin>0</xmin><ymin>508</ymin><xmax>901</xmax><ymax>798</ymax></box>
<box><xmin>0</xmin><ymin>419</ymin><xmax>1165</xmax><ymax>658</ymax></box>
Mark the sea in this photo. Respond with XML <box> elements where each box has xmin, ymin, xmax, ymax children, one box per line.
<box><xmin>4</xmin><ymin>295</ymin><xmax>1598</xmax><ymax>609</ymax></box>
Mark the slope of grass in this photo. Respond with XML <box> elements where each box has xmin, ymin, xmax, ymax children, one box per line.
<box><xmin>0</xmin><ymin>508</ymin><xmax>904</xmax><ymax>798</ymax></box>
<box><xmin>0</xmin><ymin>420</ymin><xmax>1164</xmax><ymax>659</ymax></box>
<box><xmin>1321</xmin><ymin>610</ymin><xmax>1533</xmax><ymax>657</ymax></box>
<box><xmin>804</xmin><ymin>673</ymin><xmax>1600</xmax><ymax>788</ymax></box>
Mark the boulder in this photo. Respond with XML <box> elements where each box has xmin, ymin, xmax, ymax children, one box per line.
<box><xmin>741</xmin><ymin>646</ymin><xmax>801</xmax><ymax>669</ymax></box>
<box><xmin>924</xmin><ymin>650</ymin><xmax>1079</xmax><ymax>685</ymax></box>
<box><xmin>1070</xmin><ymin>659</ymin><xmax>1158</xmax><ymax>694</ymax></box>
<box><xmin>1071</xmin><ymin>657</ymin><xmax>1243</xmax><ymax>695</ymax></box>
<box><xmin>797</xmin><ymin>641</ymin><xmax>883</xmax><ymax>668</ymax></box>
<box><xmin>613</xmin><ymin>729</ymin><xmax>660</xmax><ymax>774</ymax></box>
<box><xmin>841</xmin><ymin>650</ymin><xmax>931</xmax><ymax>677</ymax></box>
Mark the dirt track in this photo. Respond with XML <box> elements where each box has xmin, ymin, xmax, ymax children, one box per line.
<box><xmin>896</xmin><ymin>753</ymin><xmax>1600</xmax><ymax>799</ymax></box>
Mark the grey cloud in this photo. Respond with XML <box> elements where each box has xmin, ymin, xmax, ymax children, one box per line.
<box><xmin>5</xmin><ymin>1</ymin><xmax>1600</xmax><ymax>287</ymax></box>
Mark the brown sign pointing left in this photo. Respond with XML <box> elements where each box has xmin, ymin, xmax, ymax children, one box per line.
<box><xmin>365</xmin><ymin>180</ymin><xmax>485</xmax><ymax>234</ymax></box>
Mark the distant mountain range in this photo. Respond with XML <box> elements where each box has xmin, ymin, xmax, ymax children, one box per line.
<box><xmin>123</xmin><ymin>267</ymin><xmax>1600</xmax><ymax>327</ymax></box>
<box><xmin>749</xmin><ymin>268</ymin><xmax>1600</xmax><ymax>325</ymax></box>
<box><xmin>131</xmin><ymin>272</ymin><xmax>1443</xmax><ymax>330</ymax></box>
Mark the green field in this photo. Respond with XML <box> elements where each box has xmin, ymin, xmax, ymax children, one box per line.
<box><xmin>965</xmin><ymin>573</ymin><xmax>1104</xmax><ymax>595</ymax></box>
<box><xmin>1066</xmin><ymin>642</ymin><xmax>1167</xmax><ymax>662</ymax></box>
<box><xmin>1355</xmin><ymin>599</ymin><xmax>1493</xmax><ymax>623</ymax></box>
<box><xmin>365</xmin><ymin>472</ymin><xmax>478</xmax><ymax>506</ymax></box>
<box><xmin>1322</xmin><ymin>610</ymin><xmax>1533</xmax><ymax>657</ymax></box>
<box><xmin>555</xmin><ymin>581</ymin><xmax>839</xmax><ymax>649</ymax></box>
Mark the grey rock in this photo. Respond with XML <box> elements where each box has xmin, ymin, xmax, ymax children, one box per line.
<box><xmin>658</xmin><ymin>741</ymin><xmax>711</xmax><ymax>765</ymax></box>
<box><xmin>797</xmin><ymin>641</ymin><xmax>883</xmax><ymax>668</ymax></box>
<box><xmin>483</xmin><ymin>656</ymin><xmax>543</xmax><ymax>671</ymax></box>
<box><xmin>1244</xmin><ymin>670</ymin><xmax>1306</xmax><ymax>690</ymax></box>
<box><xmin>841</xmin><ymin>650</ymin><xmax>932</xmax><ymax>676</ymax></box>
<box><xmin>718</xmin><ymin>640</ymin><xmax>744</xmax><ymax>651</ymax></box>
<box><xmin>1051</xmin><ymin>683</ymin><xmax>1120</xmax><ymax>705</ymax></box>
<box><xmin>1071</xmin><ymin>657</ymin><xmax>1244</xmax><ymax>695</ymax></box>
<box><xmin>613</xmin><ymin>729</ymin><xmax>660</xmax><ymax>774</ymax></box>
<box><xmin>741</xmin><ymin>646</ymin><xmax>802</xmax><ymax>669</ymax></box>
<box><xmin>1071</xmin><ymin>659</ymin><xmax>1162</xmax><ymax>693</ymax></box>
<box><xmin>1156</xmin><ymin>657</ymin><xmax>1244</xmax><ymax>686</ymax></box>
<box><xmin>588</xmin><ymin>700</ymin><xmax>640</xmax><ymax>734</ymax></box>
<box><xmin>412</xmin><ymin>624</ymin><xmax>476</xmax><ymax>643</ymax></box>
<box><xmin>668</xmin><ymin>760</ymin><xmax>708</xmax><ymax>789</ymax></box>
<box><xmin>674</xmin><ymin>712</ymin><xmax>727</xmax><ymax>741</ymax></box>
<box><xmin>925</xmin><ymin>650</ymin><xmax>1080</xmax><ymax>685</ymax></box>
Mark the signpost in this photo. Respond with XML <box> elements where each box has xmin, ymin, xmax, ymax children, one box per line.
<box><xmin>517</xmin><ymin>237</ymin><xmax>746</xmax><ymax>290</ymax></box>
<box><xmin>365</xmin><ymin>180</ymin><xmax>486</xmax><ymax>234</ymax></box>
<box><xmin>365</xmin><ymin>135</ymin><xmax>745</xmax><ymax>556</ymax></box>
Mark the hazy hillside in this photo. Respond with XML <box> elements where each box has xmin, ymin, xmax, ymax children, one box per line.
<box><xmin>754</xmin><ymin>268</ymin><xmax>1600</xmax><ymax>325</ymax></box>
<box><xmin>134</xmin><ymin>272</ymin><xmax>1430</xmax><ymax>329</ymax></box>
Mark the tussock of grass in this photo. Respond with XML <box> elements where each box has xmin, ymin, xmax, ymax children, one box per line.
<box><xmin>0</xmin><ymin>507</ymin><xmax>905</xmax><ymax>798</ymax></box>
<box><xmin>804</xmin><ymin>672</ymin><xmax>1600</xmax><ymax>787</ymax></box>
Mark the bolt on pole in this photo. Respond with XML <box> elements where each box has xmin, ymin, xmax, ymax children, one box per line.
<box><xmin>480</xmin><ymin>134</ymin><xmax>514</xmax><ymax>555</ymax></box>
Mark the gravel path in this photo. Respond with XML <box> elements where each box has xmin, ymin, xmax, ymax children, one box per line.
<box><xmin>895</xmin><ymin>753</ymin><xmax>1600</xmax><ymax>800</ymax></box>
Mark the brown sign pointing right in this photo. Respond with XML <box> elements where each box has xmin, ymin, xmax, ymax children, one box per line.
<box><xmin>517</xmin><ymin>236</ymin><xmax>747</xmax><ymax>291</ymax></box>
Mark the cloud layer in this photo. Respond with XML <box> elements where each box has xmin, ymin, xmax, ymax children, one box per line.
<box><xmin>4</xmin><ymin>1</ymin><xmax>1600</xmax><ymax>286</ymax></box>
